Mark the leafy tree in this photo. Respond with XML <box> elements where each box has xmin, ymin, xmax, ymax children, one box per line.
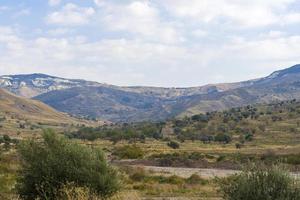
<box><xmin>214</xmin><ymin>133</ymin><xmax>232</xmax><ymax>144</ymax></box>
<box><xmin>200</xmin><ymin>135</ymin><xmax>214</xmax><ymax>144</ymax></box>
<box><xmin>17</xmin><ymin>129</ymin><xmax>120</xmax><ymax>200</ymax></box>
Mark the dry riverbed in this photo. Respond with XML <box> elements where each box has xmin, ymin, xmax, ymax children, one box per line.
<box><xmin>133</xmin><ymin>165</ymin><xmax>239</xmax><ymax>178</ymax></box>
<box><xmin>131</xmin><ymin>165</ymin><xmax>300</xmax><ymax>179</ymax></box>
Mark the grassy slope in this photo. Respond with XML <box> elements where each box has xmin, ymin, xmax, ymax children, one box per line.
<box><xmin>0</xmin><ymin>89</ymin><xmax>99</xmax><ymax>136</ymax></box>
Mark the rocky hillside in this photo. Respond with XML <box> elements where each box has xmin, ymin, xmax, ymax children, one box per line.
<box><xmin>2</xmin><ymin>64</ymin><xmax>300</xmax><ymax>122</ymax></box>
<box><xmin>0</xmin><ymin>73</ymin><xmax>102</xmax><ymax>98</ymax></box>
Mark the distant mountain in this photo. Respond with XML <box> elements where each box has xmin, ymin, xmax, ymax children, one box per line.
<box><xmin>2</xmin><ymin>64</ymin><xmax>300</xmax><ymax>122</ymax></box>
<box><xmin>34</xmin><ymin>86</ymin><xmax>175</xmax><ymax>122</ymax></box>
<box><xmin>0</xmin><ymin>73</ymin><xmax>247</xmax><ymax>122</ymax></box>
<box><xmin>179</xmin><ymin>64</ymin><xmax>300</xmax><ymax>116</ymax></box>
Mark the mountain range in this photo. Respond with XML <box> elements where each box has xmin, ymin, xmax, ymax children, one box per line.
<box><xmin>1</xmin><ymin>64</ymin><xmax>300</xmax><ymax>122</ymax></box>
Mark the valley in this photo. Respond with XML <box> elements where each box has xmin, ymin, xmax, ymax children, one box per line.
<box><xmin>2</xmin><ymin>1</ymin><xmax>300</xmax><ymax>199</ymax></box>
<box><xmin>2</xmin><ymin>65</ymin><xmax>300</xmax><ymax>199</ymax></box>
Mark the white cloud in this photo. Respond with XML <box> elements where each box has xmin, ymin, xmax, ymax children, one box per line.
<box><xmin>1</xmin><ymin>24</ymin><xmax>300</xmax><ymax>86</ymax></box>
<box><xmin>227</xmin><ymin>36</ymin><xmax>300</xmax><ymax>61</ymax></box>
<box><xmin>0</xmin><ymin>6</ymin><xmax>9</xmax><ymax>12</ymax></box>
<box><xmin>13</xmin><ymin>9</ymin><xmax>31</xmax><ymax>18</ymax></box>
<box><xmin>47</xmin><ymin>28</ymin><xmax>72</xmax><ymax>36</ymax></box>
<box><xmin>48</xmin><ymin>0</ymin><xmax>61</xmax><ymax>6</ymax></box>
<box><xmin>191</xmin><ymin>29</ymin><xmax>208</xmax><ymax>38</ymax></box>
<box><xmin>100</xmin><ymin>1</ymin><xmax>183</xmax><ymax>44</ymax></box>
<box><xmin>265</xmin><ymin>30</ymin><xmax>286</xmax><ymax>38</ymax></box>
<box><xmin>1</xmin><ymin>1</ymin><xmax>300</xmax><ymax>86</ymax></box>
<box><xmin>46</xmin><ymin>3</ymin><xmax>95</xmax><ymax>26</ymax></box>
<box><xmin>160</xmin><ymin>0</ymin><xmax>298</xmax><ymax>28</ymax></box>
<box><xmin>283</xmin><ymin>13</ymin><xmax>300</xmax><ymax>24</ymax></box>
<box><xmin>94</xmin><ymin>0</ymin><xmax>104</xmax><ymax>7</ymax></box>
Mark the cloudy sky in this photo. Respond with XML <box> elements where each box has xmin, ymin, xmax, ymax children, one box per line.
<box><xmin>0</xmin><ymin>0</ymin><xmax>300</xmax><ymax>87</ymax></box>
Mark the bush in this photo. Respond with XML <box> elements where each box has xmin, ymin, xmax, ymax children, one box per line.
<box><xmin>17</xmin><ymin>129</ymin><xmax>120</xmax><ymax>200</ymax></box>
<box><xmin>218</xmin><ymin>164</ymin><xmax>300</xmax><ymax>200</ymax></box>
<box><xmin>186</xmin><ymin>174</ymin><xmax>208</xmax><ymax>185</ymax></box>
<box><xmin>214</xmin><ymin>133</ymin><xmax>232</xmax><ymax>144</ymax></box>
<box><xmin>235</xmin><ymin>143</ymin><xmax>243</xmax><ymax>149</ymax></box>
<box><xmin>244</xmin><ymin>133</ymin><xmax>253</xmax><ymax>141</ymax></box>
<box><xmin>167</xmin><ymin>141</ymin><xmax>180</xmax><ymax>149</ymax></box>
<box><xmin>113</xmin><ymin>145</ymin><xmax>144</xmax><ymax>159</ymax></box>
<box><xmin>130</xmin><ymin>169</ymin><xmax>146</xmax><ymax>182</ymax></box>
<box><xmin>153</xmin><ymin>175</ymin><xmax>184</xmax><ymax>185</ymax></box>
<box><xmin>57</xmin><ymin>182</ymin><xmax>92</xmax><ymax>200</ymax></box>
<box><xmin>285</xmin><ymin>154</ymin><xmax>300</xmax><ymax>165</ymax></box>
<box><xmin>2</xmin><ymin>135</ymin><xmax>11</xmax><ymax>142</ymax></box>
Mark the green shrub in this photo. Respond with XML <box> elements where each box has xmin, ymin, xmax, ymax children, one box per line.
<box><xmin>17</xmin><ymin>129</ymin><xmax>120</xmax><ymax>200</ymax></box>
<box><xmin>235</xmin><ymin>143</ymin><xmax>243</xmax><ymax>149</ymax></box>
<box><xmin>152</xmin><ymin>175</ymin><xmax>184</xmax><ymax>185</ymax></box>
<box><xmin>129</xmin><ymin>168</ymin><xmax>146</xmax><ymax>182</ymax></box>
<box><xmin>244</xmin><ymin>133</ymin><xmax>253</xmax><ymax>141</ymax></box>
<box><xmin>113</xmin><ymin>145</ymin><xmax>144</xmax><ymax>159</ymax></box>
<box><xmin>186</xmin><ymin>174</ymin><xmax>208</xmax><ymax>185</ymax></box>
<box><xmin>2</xmin><ymin>135</ymin><xmax>11</xmax><ymax>142</ymax></box>
<box><xmin>167</xmin><ymin>141</ymin><xmax>180</xmax><ymax>149</ymax></box>
<box><xmin>218</xmin><ymin>164</ymin><xmax>300</xmax><ymax>200</ymax></box>
<box><xmin>285</xmin><ymin>154</ymin><xmax>300</xmax><ymax>165</ymax></box>
<box><xmin>215</xmin><ymin>133</ymin><xmax>232</xmax><ymax>144</ymax></box>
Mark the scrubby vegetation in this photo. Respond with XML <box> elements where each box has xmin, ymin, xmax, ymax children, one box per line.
<box><xmin>219</xmin><ymin>164</ymin><xmax>300</xmax><ymax>200</ymax></box>
<box><xmin>0</xmin><ymin>135</ymin><xmax>18</xmax><ymax>145</ymax></box>
<box><xmin>113</xmin><ymin>145</ymin><xmax>144</xmax><ymax>159</ymax></box>
<box><xmin>66</xmin><ymin>99</ymin><xmax>300</xmax><ymax>148</ymax></box>
<box><xmin>172</xmin><ymin>99</ymin><xmax>300</xmax><ymax>144</ymax></box>
<box><xmin>3</xmin><ymin>100</ymin><xmax>300</xmax><ymax>199</ymax></box>
<box><xmin>122</xmin><ymin>166</ymin><xmax>211</xmax><ymax>197</ymax></box>
<box><xmin>167</xmin><ymin>140</ymin><xmax>180</xmax><ymax>149</ymax></box>
<box><xmin>0</xmin><ymin>150</ymin><xmax>18</xmax><ymax>200</ymax></box>
<box><xmin>67</xmin><ymin>122</ymin><xmax>164</xmax><ymax>143</ymax></box>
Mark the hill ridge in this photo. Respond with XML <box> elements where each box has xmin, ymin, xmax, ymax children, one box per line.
<box><xmin>1</xmin><ymin>64</ymin><xmax>300</xmax><ymax>122</ymax></box>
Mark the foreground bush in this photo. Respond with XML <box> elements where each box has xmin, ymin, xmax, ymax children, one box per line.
<box><xmin>17</xmin><ymin>129</ymin><xmax>120</xmax><ymax>200</ymax></box>
<box><xmin>219</xmin><ymin>164</ymin><xmax>300</xmax><ymax>200</ymax></box>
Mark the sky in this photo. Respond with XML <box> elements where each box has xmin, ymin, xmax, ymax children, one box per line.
<box><xmin>0</xmin><ymin>0</ymin><xmax>300</xmax><ymax>87</ymax></box>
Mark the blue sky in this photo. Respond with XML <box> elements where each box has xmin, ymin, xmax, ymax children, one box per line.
<box><xmin>0</xmin><ymin>0</ymin><xmax>300</xmax><ymax>87</ymax></box>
